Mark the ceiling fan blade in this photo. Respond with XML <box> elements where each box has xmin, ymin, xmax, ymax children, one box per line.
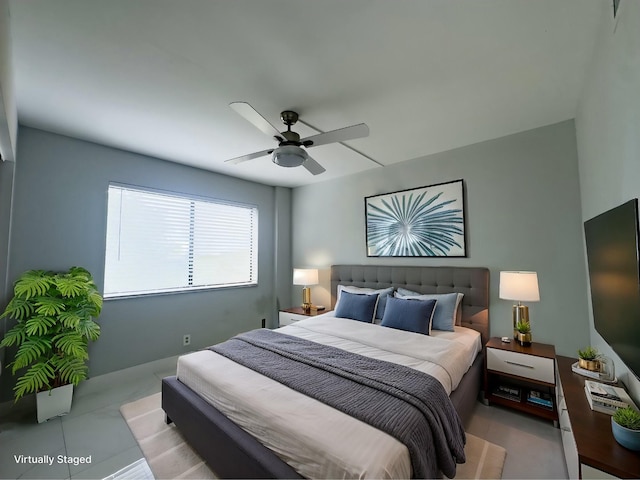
<box><xmin>301</xmin><ymin>123</ymin><xmax>369</xmax><ymax>148</ymax></box>
<box><xmin>299</xmin><ymin>119</ymin><xmax>383</xmax><ymax>167</ymax></box>
<box><xmin>302</xmin><ymin>155</ymin><xmax>326</xmax><ymax>175</ymax></box>
<box><xmin>230</xmin><ymin>102</ymin><xmax>284</xmax><ymax>141</ymax></box>
<box><xmin>224</xmin><ymin>148</ymin><xmax>273</xmax><ymax>165</ymax></box>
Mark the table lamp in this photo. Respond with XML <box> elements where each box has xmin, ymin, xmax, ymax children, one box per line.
<box><xmin>499</xmin><ymin>271</ymin><xmax>540</xmax><ymax>340</ymax></box>
<box><xmin>293</xmin><ymin>268</ymin><xmax>319</xmax><ymax>312</ymax></box>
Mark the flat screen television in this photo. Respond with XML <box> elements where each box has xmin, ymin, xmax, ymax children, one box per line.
<box><xmin>584</xmin><ymin>198</ymin><xmax>640</xmax><ymax>378</ymax></box>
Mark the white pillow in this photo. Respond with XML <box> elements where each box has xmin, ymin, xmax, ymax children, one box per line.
<box><xmin>335</xmin><ymin>285</ymin><xmax>395</xmax><ymax>320</ymax></box>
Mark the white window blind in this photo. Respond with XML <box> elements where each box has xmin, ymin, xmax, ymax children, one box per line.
<box><xmin>104</xmin><ymin>184</ymin><xmax>258</xmax><ymax>298</ymax></box>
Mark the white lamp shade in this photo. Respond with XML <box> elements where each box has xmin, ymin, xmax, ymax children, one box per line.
<box><xmin>293</xmin><ymin>268</ymin><xmax>318</xmax><ymax>286</ymax></box>
<box><xmin>499</xmin><ymin>271</ymin><xmax>540</xmax><ymax>302</ymax></box>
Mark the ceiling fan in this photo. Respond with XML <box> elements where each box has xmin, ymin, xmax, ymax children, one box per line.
<box><xmin>225</xmin><ymin>102</ymin><xmax>370</xmax><ymax>175</ymax></box>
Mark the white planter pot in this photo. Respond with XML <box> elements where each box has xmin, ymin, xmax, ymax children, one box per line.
<box><xmin>36</xmin><ymin>384</ymin><xmax>73</xmax><ymax>423</ymax></box>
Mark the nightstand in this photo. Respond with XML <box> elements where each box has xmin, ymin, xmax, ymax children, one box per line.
<box><xmin>484</xmin><ymin>337</ymin><xmax>558</xmax><ymax>424</ymax></box>
<box><xmin>278</xmin><ymin>307</ymin><xmax>330</xmax><ymax>327</ymax></box>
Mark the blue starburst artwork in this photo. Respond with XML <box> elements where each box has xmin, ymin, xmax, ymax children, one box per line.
<box><xmin>365</xmin><ymin>180</ymin><xmax>466</xmax><ymax>257</ymax></box>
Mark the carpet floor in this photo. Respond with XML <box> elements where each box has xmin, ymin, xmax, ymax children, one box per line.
<box><xmin>121</xmin><ymin>392</ymin><xmax>506</xmax><ymax>479</ymax></box>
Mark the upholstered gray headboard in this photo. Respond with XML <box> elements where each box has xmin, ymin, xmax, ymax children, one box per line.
<box><xmin>331</xmin><ymin>265</ymin><xmax>490</xmax><ymax>344</ymax></box>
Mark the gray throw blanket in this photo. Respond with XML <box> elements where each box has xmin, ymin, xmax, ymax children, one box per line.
<box><xmin>210</xmin><ymin>329</ymin><xmax>466</xmax><ymax>479</ymax></box>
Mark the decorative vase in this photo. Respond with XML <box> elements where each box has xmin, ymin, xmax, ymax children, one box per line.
<box><xmin>517</xmin><ymin>332</ymin><xmax>532</xmax><ymax>346</ymax></box>
<box><xmin>36</xmin><ymin>384</ymin><xmax>73</xmax><ymax>423</ymax></box>
<box><xmin>579</xmin><ymin>358</ymin><xmax>601</xmax><ymax>372</ymax></box>
<box><xmin>612</xmin><ymin>418</ymin><xmax>640</xmax><ymax>451</ymax></box>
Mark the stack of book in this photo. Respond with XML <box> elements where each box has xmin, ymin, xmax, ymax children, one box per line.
<box><xmin>584</xmin><ymin>380</ymin><xmax>636</xmax><ymax>415</ymax></box>
<box><xmin>492</xmin><ymin>384</ymin><xmax>520</xmax><ymax>402</ymax></box>
<box><xmin>527</xmin><ymin>390</ymin><xmax>554</xmax><ymax>409</ymax></box>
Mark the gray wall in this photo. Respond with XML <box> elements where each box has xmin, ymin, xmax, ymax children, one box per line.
<box><xmin>0</xmin><ymin>159</ymin><xmax>13</xmax><ymax>301</ymax></box>
<box><xmin>0</xmin><ymin>159</ymin><xmax>13</xmax><ymax>378</ymax></box>
<box><xmin>273</xmin><ymin>186</ymin><xmax>292</xmax><ymax>323</ymax></box>
<box><xmin>0</xmin><ymin>0</ymin><xmax>15</xmax><ymax>377</ymax></box>
<box><xmin>0</xmin><ymin>127</ymin><xmax>289</xmax><ymax>401</ymax></box>
<box><xmin>292</xmin><ymin>120</ymin><xmax>589</xmax><ymax>358</ymax></box>
<box><xmin>0</xmin><ymin>0</ymin><xmax>17</xmax><ymax>161</ymax></box>
<box><xmin>575</xmin><ymin>2</ymin><xmax>640</xmax><ymax>399</ymax></box>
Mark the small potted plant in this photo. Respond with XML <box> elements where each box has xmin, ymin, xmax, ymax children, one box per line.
<box><xmin>0</xmin><ymin>267</ymin><xmax>102</xmax><ymax>422</ymax></box>
<box><xmin>578</xmin><ymin>346</ymin><xmax>600</xmax><ymax>372</ymax></box>
<box><xmin>515</xmin><ymin>320</ymin><xmax>532</xmax><ymax>346</ymax></box>
<box><xmin>612</xmin><ymin>406</ymin><xmax>640</xmax><ymax>451</ymax></box>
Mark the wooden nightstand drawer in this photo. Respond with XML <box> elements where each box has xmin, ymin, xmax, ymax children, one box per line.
<box><xmin>487</xmin><ymin>348</ymin><xmax>555</xmax><ymax>384</ymax></box>
<box><xmin>278</xmin><ymin>312</ymin><xmax>308</xmax><ymax>326</ymax></box>
<box><xmin>278</xmin><ymin>307</ymin><xmax>331</xmax><ymax>327</ymax></box>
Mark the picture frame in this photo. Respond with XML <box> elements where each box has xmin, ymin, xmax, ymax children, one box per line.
<box><xmin>365</xmin><ymin>179</ymin><xmax>466</xmax><ymax>257</ymax></box>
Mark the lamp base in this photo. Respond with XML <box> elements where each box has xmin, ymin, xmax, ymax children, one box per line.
<box><xmin>301</xmin><ymin>287</ymin><xmax>311</xmax><ymax>312</ymax></box>
<box><xmin>512</xmin><ymin>304</ymin><xmax>530</xmax><ymax>340</ymax></box>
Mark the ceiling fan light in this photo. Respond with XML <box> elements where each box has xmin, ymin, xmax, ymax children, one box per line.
<box><xmin>272</xmin><ymin>145</ymin><xmax>308</xmax><ymax>168</ymax></box>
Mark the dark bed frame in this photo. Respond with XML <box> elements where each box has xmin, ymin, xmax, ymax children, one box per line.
<box><xmin>162</xmin><ymin>265</ymin><xmax>490</xmax><ymax>479</ymax></box>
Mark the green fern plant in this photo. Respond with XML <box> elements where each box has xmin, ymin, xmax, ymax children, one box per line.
<box><xmin>577</xmin><ymin>346</ymin><xmax>599</xmax><ymax>361</ymax></box>
<box><xmin>0</xmin><ymin>267</ymin><xmax>102</xmax><ymax>401</ymax></box>
<box><xmin>613</xmin><ymin>406</ymin><xmax>640</xmax><ymax>430</ymax></box>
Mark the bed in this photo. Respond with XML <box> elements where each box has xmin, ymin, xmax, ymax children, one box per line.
<box><xmin>162</xmin><ymin>264</ymin><xmax>490</xmax><ymax>479</ymax></box>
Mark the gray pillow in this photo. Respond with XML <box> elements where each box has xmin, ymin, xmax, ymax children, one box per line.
<box><xmin>380</xmin><ymin>296</ymin><xmax>437</xmax><ymax>335</ymax></box>
<box><xmin>334</xmin><ymin>291</ymin><xmax>379</xmax><ymax>323</ymax></box>
<box><xmin>395</xmin><ymin>290</ymin><xmax>463</xmax><ymax>332</ymax></box>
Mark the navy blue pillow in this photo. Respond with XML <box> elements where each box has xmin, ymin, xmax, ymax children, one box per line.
<box><xmin>380</xmin><ymin>296</ymin><xmax>437</xmax><ymax>335</ymax></box>
<box><xmin>336</xmin><ymin>286</ymin><xmax>394</xmax><ymax>320</ymax></box>
<box><xmin>334</xmin><ymin>291</ymin><xmax>379</xmax><ymax>323</ymax></box>
<box><xmin>395</xmin><ymin>291</ymin><xmax>461</xmax><ymax>331</ymax></box>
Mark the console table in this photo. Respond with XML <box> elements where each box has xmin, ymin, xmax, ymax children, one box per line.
<box><xmin>557</xmin><ymin>355</ymin><xmax>640</xmax><ymax>479</ymax></box>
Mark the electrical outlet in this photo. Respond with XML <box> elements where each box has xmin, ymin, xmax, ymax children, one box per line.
<box><xmin>183</xmin><ymin>334</ymin><xmax>191</xmax><ymax>346</ymax></box>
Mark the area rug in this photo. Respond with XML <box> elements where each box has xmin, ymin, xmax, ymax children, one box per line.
<box><xmin>120</xmin><ymin>392</ymin><xmax>506</xmax><ymax>479</ymax></box>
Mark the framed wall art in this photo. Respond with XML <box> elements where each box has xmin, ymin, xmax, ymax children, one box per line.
<box><xmin>365</xmin><ymin>179</ymin><xmax>466</xmax><ymax>257</ymax></box>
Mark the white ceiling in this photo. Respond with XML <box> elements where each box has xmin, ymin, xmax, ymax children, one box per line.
<box><xmin>8</xmin><ymin>0</ymin><xmax>606</xmax><ymax>188</ymax></box>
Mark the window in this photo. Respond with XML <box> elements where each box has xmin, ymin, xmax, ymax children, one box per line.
<box><xmin>104</xmin><ymin>184</ymin><xmax>258</xmax><ymax>298</ymax></box>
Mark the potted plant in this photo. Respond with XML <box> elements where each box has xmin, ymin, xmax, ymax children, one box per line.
<box><xmin>515</xmin><ymin>320</ymin><xmax>532</xmax><ymax>346</ymax></box>
<box><xmin>612</xmin><ymin>406</ymin><xmax>640</xmax><ymax>451</ymax></box>
<box><xmin>0</xmin><ymin>267</ymin><xmax>102</xmax><ymax>422</ymax></box>
<box><xmin>577</xmin><ymin>346</ymin><xmax>600</xmax><ymax>372</ymax></box>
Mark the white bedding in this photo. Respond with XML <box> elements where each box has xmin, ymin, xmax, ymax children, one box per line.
<box><xmin>176</xmin><ymin>314</ymin><xmax>481</xmax><ymax>479</ymax></box>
